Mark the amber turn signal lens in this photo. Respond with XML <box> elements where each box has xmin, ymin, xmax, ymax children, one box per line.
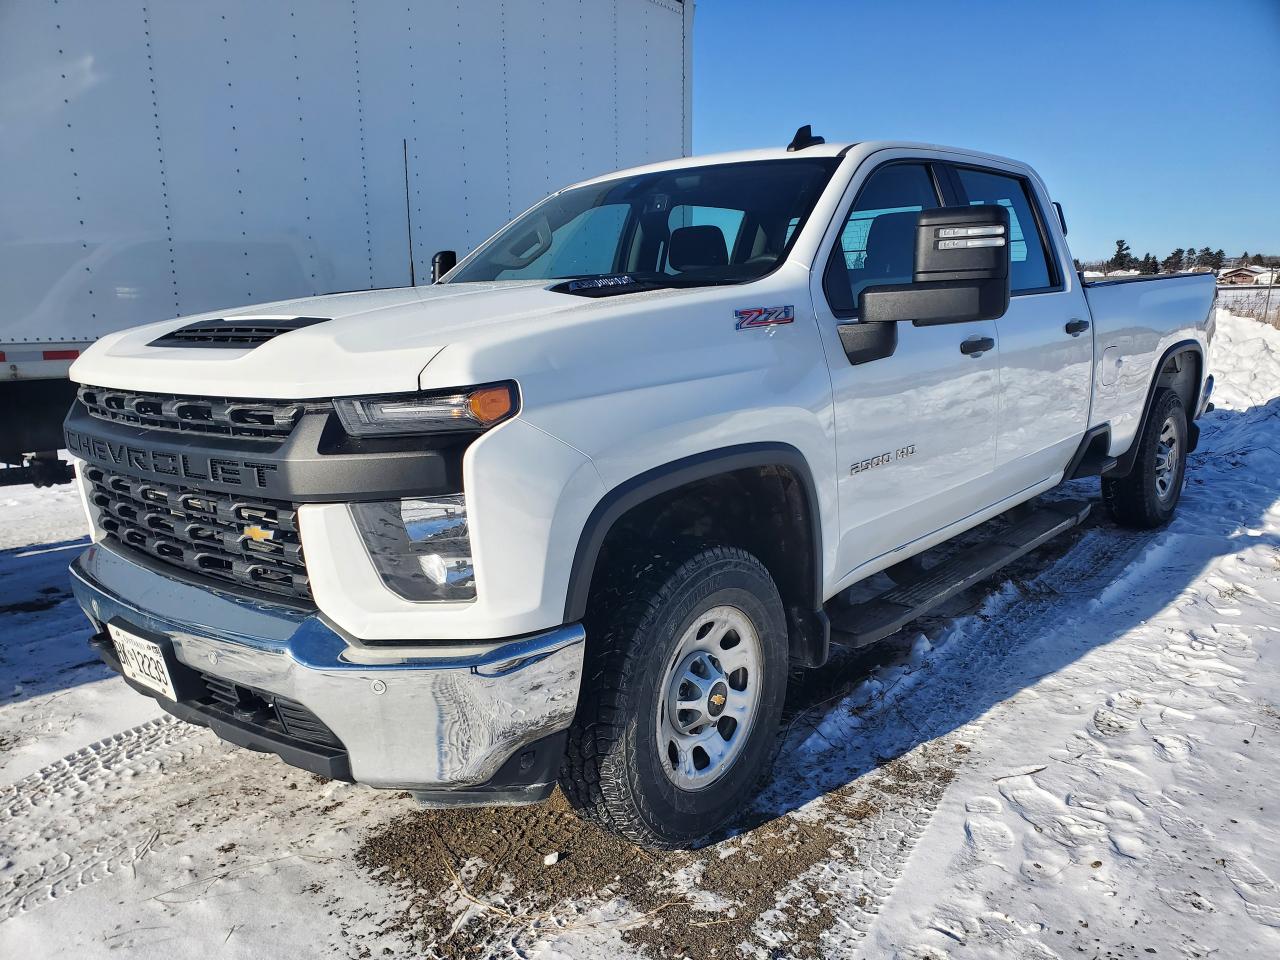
<box><xmin>467</xmin><ymin>385</ymin><xmax>515</xmax><ymax>425</ymax></box>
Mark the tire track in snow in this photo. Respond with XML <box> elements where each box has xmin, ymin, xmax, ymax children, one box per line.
<box><xmin>746</xmin><ymin>525</ymin><xmax>1154</xmax><ymax>956</ymax></box>
<box><xmin>0</xmin><ymin>717</ymin><xmax>205</xmax><ymax>919</ymax></box>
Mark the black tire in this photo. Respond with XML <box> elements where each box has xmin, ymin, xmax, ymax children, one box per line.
<box><xmin>1102</xmin><ymin>388</ymin><xmax>1188</xmax><ymax>529</ymax></box>
<box><xmin>560</xmin><ymin>545</ymin><xmax>789</xmax><ymax>849</ymax></box>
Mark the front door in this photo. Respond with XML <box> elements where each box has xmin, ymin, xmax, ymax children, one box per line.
<box><xmin>812</xmin><ymin>159</ymin><xmax>1001</xmax><ymax>585</ymax></box>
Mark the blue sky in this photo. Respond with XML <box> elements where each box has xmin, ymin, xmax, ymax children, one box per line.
<box><xmin>691</xmin><ymin>0</ymin><xmax>1280</xmax><ymax>262</ymax></box>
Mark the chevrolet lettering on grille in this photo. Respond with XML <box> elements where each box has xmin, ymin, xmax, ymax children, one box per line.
<box><xmin>65</xmin><ymin>427</ymin><xmax>280</xmax><ymax>490</ymax></box>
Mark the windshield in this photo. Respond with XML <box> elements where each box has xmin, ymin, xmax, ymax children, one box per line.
<box><xmin>448</xmin><ymin>158</ymin><xmax>841</xmax><ymax>289</ymax></box>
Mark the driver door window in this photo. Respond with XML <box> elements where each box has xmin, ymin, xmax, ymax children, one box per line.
<box><xmin>824</xmin><ymin>163</ymin><xmax>942</xmax><ymax>315</ymax></box>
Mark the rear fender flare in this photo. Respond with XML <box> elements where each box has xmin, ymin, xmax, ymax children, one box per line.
<box><xmin>1105</xmin><ymin>339</ymin><xmax>1204</xmax><ymax>478</ymax></box>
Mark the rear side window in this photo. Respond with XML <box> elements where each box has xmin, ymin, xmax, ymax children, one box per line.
<box><xmin>952</xmin><ymin>167</ymin><xmax>1056</xmax><ymax>293</ymax></box>
<box><xmin>824</xmin><ymin>163</ymin><xmax>941</xmax><ymax>315</ymax></box>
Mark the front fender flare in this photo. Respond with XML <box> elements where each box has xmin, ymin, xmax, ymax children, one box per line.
<box><xmin>562</xmin><ymin>442</ymin><xmax>825</xmax><ymax>633</ymax></box>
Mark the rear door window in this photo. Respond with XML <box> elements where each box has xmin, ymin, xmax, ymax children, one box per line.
<box><xmin>951</xmin><ymin>166</ymin><xmax>1056</xmax><ymax>293</ymax></box>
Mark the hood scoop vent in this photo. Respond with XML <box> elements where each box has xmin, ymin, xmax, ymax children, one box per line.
<box><xmin>149</xmin><ymin>315</ymin><xmax>330</xmax><ymax>349</ymax></box>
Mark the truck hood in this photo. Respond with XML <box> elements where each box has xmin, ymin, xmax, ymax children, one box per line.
<box><xmin>69</xmin><ymin>281</ymin><xmax>667</xmax><ymax>398</ymax></box>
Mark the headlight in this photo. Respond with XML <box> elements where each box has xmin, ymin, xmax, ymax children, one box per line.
<box><xmin>350</xmin><ymin>496</ymin><xmax>475</xmax><ymax>602</ymax></box>
<box><xmin>334</xmin><ymin>382</ymin><xmax>518</xmax><ymax>437</ymax></box>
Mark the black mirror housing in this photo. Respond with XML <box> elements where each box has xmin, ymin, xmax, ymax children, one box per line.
<box><xmin>431</xmin><ymin>249</ymin><xmax>458</xmax><ymax>283</ymax></box>
<box><xmin>860</xmin><ymin>205</ymin><xmax>1011</xmax><ymax>326</ymax></box>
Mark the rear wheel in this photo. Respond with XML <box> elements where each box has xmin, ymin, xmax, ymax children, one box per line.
<box><xmin>1102</xmin><ymin>388</ymin><xmax>1188</xmax><ymax>529</ymax></box>
<box><xmin>560</xmin><ymin>546</ymin><xmax>788</xmax><ymax>848</ymax></box>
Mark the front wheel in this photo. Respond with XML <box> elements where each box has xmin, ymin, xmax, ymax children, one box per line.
<box><xmin>560</xmin><ymin>546</ymin><xmax>789</xmax><ymax>848</ymax></box>
<box><xmin>1102</xmin><ymin>388</ymin><xmax>1188</xmax><ymax>529</ymax></box>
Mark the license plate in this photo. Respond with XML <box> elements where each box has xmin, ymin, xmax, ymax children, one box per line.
<box><xmin>108</xmin><ymin>622</ymin><xmax>177</xmax><ymax>701</ymax></box>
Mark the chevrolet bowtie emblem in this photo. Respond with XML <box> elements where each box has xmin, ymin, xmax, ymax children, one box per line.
<box><xmin>242</xmin><ymin>524</ymin><xmax>275</xmax><ymax>543</ymax></box>
<box><xmin>710</xmin><ymin>692</ymin><xmax>727</xmax><ymax>708</ymax></box>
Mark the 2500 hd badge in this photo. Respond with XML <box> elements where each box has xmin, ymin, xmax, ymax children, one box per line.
<box><xmin>851</xmin><ymin>444</ymin><xmax>915</xmax><ymax>475</ymax></box>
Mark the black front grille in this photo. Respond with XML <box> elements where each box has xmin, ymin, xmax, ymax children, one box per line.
<box><xmin>84</xmin><ymin>464</ymin><xmax>310</xmax><ymax>600</ymax></box>
<box><xmin>77</xmin><ymin>384</ymin><xmax>317</xmax><ymax>440</ymax></box>
<box><xmin>148</xmin><ymin>315</ymin><xmax>330</xmax><ymax>348</ymax></box>
<box><xmin>199</xmin><ymin>672</ymin><xmax>343</xmax><ymax>750</ymax></box>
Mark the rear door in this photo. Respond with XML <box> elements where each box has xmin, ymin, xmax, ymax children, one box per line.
<box><xmin>945</xmin><ymin>163</ymin><xmax>1092</xmax><ymax>490</ymax></box>
<box><xmin>811</xmin><ymin>157</ymin><xmax>1001</xmax><ymax>585</ymax></box>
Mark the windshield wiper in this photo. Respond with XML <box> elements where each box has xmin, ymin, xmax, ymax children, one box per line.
<box><xmin>549</xmin><ymin>272</ymin><xmax>736</xmax><ymax>299</ymax></box>
<box><xmin>549</xmin><ymin>274</ymin><xmax>673</xmax><ymax>298</ymax></box>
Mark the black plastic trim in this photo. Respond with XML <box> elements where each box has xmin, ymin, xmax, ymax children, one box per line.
<box><xmin>98</xmin><ymin>538</ymin><xmax>318</xmax><ymax>612</ymax></box>
<box><xmin>1064</xmin><ymin>424</ymin><xmax>1112</xmax><ymax>480</ymax></box>
<box><xmin>1082</xmin><ymin>273</ymin><xmax>1205</xmax><ymax>288</ymax></box>
<box><xmin>837</xmin><ymin>321</ymin><xmax>898</xmax><ymax>365</ymax></box>
<box><xmin>149</xmin><ymin>316</ymin><xmax>330</xmax><ymax>349</ymax></box>
<box><xmin>1103</xmin><ymin>339</ymin><xmax>1205</xmax><ymax>479</ymax></box>
<box><xmin>64</xmin><ymin>401</ymin><xmax>466</xmax><ymax>502</ymax></box>
<box><xmin>562</xmin><ymin>442</ymin><xmax>825</xmax><ymax>628</ymax></box>
<box><xmin>410</xmin><ymin>730</ymin><xmax>567</xmax><ymax>806</ymax></box>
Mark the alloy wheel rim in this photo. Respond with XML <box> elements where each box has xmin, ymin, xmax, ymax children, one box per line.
<box><xmin>1154</xmin><ymin>416</ymin><xmax>1180</xmax><ymax>500</ymax></box>
<box><xmin>656</xmin><ymin>605</ymin><xmax>762</xmax><ymax>791</ymax></box>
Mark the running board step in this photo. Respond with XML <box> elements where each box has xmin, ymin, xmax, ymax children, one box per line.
<box><xmin>828</xmin><ymin>500</ymin><xmax>1092</xmax><ymax>649</ymax></box>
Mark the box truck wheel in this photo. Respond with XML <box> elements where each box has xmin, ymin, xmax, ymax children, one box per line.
<box><xmin>1103</xmin><ymin>388</ymin><xmax>1188</xmax><ymax>529</ymax></box>
<box><xmin>561</xmin><ymin>545</ymin><xmax>788</xmax><ymax>849</ymax></box>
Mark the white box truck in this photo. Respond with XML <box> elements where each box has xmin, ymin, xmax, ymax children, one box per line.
<box><xmin>0</xmin><ymin>0</ymin><xmax>694</xmax><ymax>484</ymax></box>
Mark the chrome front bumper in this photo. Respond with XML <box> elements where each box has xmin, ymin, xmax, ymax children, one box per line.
<box><xmin>69</xmin><ymin>543</ymin><xmax>585</xmax><ymax>798</ymax></box>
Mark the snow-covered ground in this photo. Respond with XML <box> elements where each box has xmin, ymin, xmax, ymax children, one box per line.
<box><xmin>2</xmin><ymin>310</ymin><xmax>1278</xmax><ymax>959</ymax></box>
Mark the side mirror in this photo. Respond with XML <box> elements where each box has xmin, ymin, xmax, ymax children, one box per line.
<box><xmin>431</xmin><ymin>250</ymin><xmax>458</xmax><ymax>283</ymax></box>
<box><xmin>860</xmin><ymin>205</ymin><xmax>1011</xmax><ymax>326</ymax></box>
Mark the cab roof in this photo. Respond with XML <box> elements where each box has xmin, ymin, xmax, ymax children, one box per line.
<box><xmin>570</xmin><ymin>139</ymin><xmax>1033</xmax><ymax>191</ymax></box>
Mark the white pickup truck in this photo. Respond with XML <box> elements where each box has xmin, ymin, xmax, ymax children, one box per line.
<box><xmin>65</xmin><ymin>130</ymin><xmax>1216</xmax><ymax>848</ymax></box>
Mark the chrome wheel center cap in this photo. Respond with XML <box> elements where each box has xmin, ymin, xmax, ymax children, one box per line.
<box><xmin>666</xmin><ymin>650</ymin><xmax>729</xmax><ymax>734</ymax></box>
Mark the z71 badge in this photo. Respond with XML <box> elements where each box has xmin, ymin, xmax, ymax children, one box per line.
<box><xmin>734</xmin><ymin>305</ymin><xmax>795</xmax><ymax>330</ymax></box>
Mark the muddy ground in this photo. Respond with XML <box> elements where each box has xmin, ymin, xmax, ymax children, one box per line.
<box><xmin>351</xmin><ymin>508</ymin><xmax>1098</xmax><ymax>958</ymax></box>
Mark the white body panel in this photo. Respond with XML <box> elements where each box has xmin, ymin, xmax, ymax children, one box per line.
<box><xmin>0</xmin><ymin>0</ymin><xmax>691</xmax><ymax>350</ymax></box>
<box><xmin>68</xmin><ymin>140</ymin><xmax>1214</xmax><ymax>642</ymax></box>
<box><xmin>1083</xmin><ymin>274</ymin><xmax>1217</xmax><ymax>454</ymax></box>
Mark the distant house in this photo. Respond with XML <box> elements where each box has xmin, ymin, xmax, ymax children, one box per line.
<box><xmin>1218</xmin><ymin>265</ymin><xmax>1266</xmax><ymax>285</ymax></box>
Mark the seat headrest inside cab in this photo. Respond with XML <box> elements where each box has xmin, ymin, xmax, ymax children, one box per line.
<box><xmin>669</xmin><ymin>225</ymin><xmax>728</xmax><ymax>271</ymax></box>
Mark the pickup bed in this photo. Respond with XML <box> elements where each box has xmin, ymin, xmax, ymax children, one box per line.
<box><xmin>64</xmin><ymin>131</ymin><xmax>1215</xmax><ymax>848</ymax></box>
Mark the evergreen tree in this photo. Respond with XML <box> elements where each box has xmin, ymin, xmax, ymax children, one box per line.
<box><xmin>1141</xmin><ymin>254</ymin><xmax>1159</xmax><ymax>274</ymax></box>
<box><xmin>1073</xmin><ymin>257</ymin><xmax>1082</xmax><ymax>272</ymax></box>
<box><xmin>1161</xmin><ymin>248</ymin><xmax>1185</xmax><ymax>273</ymax></box>
<box><xmin>1211</xmin><ymin>249</ymin><xmax>1226</xmax><ymax>271</ymax></box>
<box><xmin>1108</xmin><ymin>239</ymin><xmax>1133</xmax><ymax>273</ymax></box>
<box><xmin>1250</xmin><ymin>253</ymin><xmax>1265</xmax><ymax>266</ymax></box>
<box><xmin>1196</xmin><ymin>247</ymin><xmax>1213</xmax><ymax>269</ymax></box>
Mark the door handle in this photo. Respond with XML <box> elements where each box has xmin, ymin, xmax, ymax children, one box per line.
<box><xmin>1065</xmin><ymin>318</ymin><xmax>1090</xmax><ymax>337</ymax></box>
<box><xmin>960</xmin><ymin>336</ymin><xmax>995</xmax><ymax>357</ymax></box>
